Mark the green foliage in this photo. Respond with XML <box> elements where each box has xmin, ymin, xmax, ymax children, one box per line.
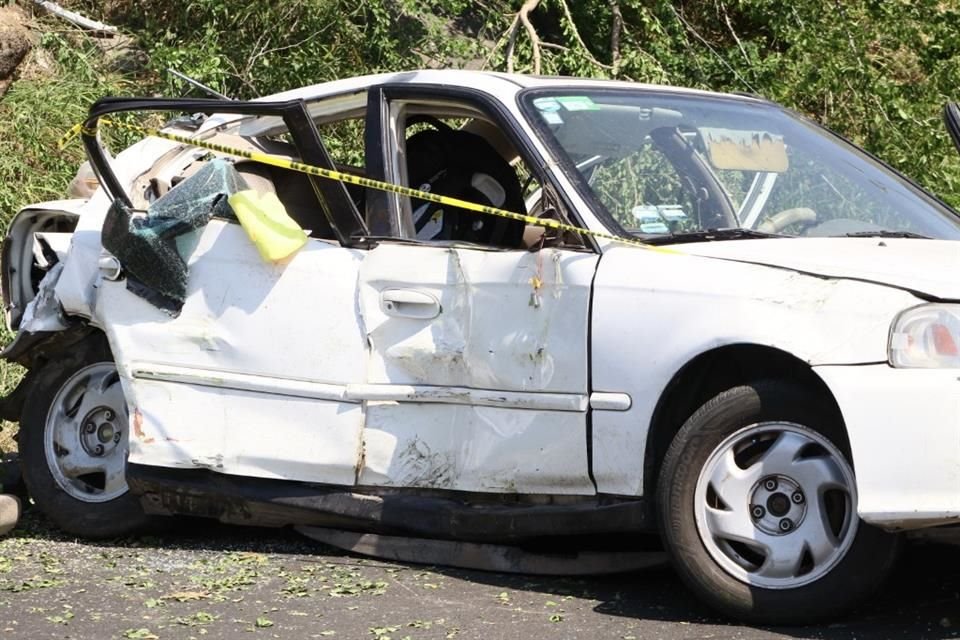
<box><xmin>9</xmin><ymin>0</ymin><xmax>960</xmax><ymax>216</ymax></box>
<box><xmin>77</xmin><ymin>0</ymin><xmax>493</xmax><ymax>100</ymax></box>
<box><xmin>0</xmin><ymin>27</ymin><xmax>130</xmax><ymax>219</ymax></box>
<box><xmin>483</xmin><ymin>0</ymin><xmax>960</xmax><ymax>207</ymax></box>
<box><xmin>0</xmin><ymin>22</ymin><xmax>129</xmax><ymax>437</ymax></box>
<box><xmin>72</xmin><ymin>0</ymin><xmax>960</xmax><ymax>207</ymax></box>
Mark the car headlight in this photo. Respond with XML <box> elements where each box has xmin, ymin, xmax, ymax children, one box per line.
<box><xmin>889</xmin><ymin>304</ymin><xmax>960</xmax><ymax>368</ymax></box>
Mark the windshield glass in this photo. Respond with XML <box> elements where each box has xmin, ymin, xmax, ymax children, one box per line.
<box><xmin>522</xmin><ymin>89</ymin><xmax>960</xmax><ymax>242</ymax></box>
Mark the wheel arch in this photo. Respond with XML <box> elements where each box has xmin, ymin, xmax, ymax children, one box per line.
<box><xmin>642</xmin><ymin>343</ymin><xmax>848</xmax><ymax>499</ymax></box>
<box><xmin>0</xmin><ymin>324</ymin><xmax>110</xmax><ymax>422</ymax></box>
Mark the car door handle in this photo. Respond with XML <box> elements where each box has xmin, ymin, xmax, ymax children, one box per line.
<box><xmin>380</xmin><ymin>289</ymin><xmax>441</xmax><ymax>319</ymax></box>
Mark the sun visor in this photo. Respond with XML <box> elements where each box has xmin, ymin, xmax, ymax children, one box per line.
<box><xmin>701</xmin><ymin>127</ymin><xmax>789</xmax><ymax>172</ymax></box>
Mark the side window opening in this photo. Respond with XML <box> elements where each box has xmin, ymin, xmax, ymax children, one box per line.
<box><xmin>245</xmin><ymin>114</ymin><xmax>368</xmax><ymax>235</ymax></box>
<box><xmin>137</xmin><ymin>98</ymin><xmax>370</xmax><ymax>244</ymax></box>
<box><xmin>392</xmin><ymin>101</ymin><xmax>586</xmax><ymax>251</ymax></box>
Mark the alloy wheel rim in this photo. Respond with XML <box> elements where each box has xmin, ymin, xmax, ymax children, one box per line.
<box><xmin>693</xmin><ymin>422</ymin><xmax>858</xmax><ymax>589</ymax></box>
<box><xmin>43</xmin><ymin>362</ymin><xmax>129</xmax><ymax>503</ymax></box>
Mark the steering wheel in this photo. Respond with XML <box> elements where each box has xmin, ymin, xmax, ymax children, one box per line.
<box><xmin>757</xmin><ymin>207</ymin><xmax>818</xmax><ymax>234</ymax></box>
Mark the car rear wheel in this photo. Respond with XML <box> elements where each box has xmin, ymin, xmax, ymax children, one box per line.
<box><xmin>19</xmin><ymin>335</ymin><xmax>148</xmax><ymax>538</ymax></box>
<box><xmin>657</xmin><ymin>380</ymin><xmax>899</xmax><ymax>624</ymax></box>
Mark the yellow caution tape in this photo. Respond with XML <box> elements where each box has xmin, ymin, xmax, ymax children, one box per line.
<box><xmin>57</xmin><ymin>123</ymin><xmax>99</xmax><ymax>150</ymax></box>
<box><xmin>66</xmin><ymin>118</ymin><xmax>673</xmax><ymax>251</ymax></box>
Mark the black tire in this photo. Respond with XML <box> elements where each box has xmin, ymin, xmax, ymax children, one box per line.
<box><xmin>657</xmin><ymin>380</ymin><xmax>899</xmax><ymax>625</ymax></box>
<box><xmin>19</xmin><ymin>334</ymin><xmax>149</xmax><ymax>538</ymax></box>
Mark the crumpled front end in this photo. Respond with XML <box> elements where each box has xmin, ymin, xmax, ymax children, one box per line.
<box><xmin>1</xmin><ymin>200</ymin><xmax>83</xmax><ymax>339</ymax></box>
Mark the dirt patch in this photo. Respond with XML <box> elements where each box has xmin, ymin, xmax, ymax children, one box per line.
<box><xmin>0</xmin><ymin>5</ymin><xmax>33</xmax><ymax>96</ymax></box>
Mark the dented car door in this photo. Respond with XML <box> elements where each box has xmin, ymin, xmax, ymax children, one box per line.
<box><xmin>85</xmin><ymin>99</ymin><xmax>371</xmax><ymax>486</ymax></box>
<box><xmin>99</xmin><ymin>217</ymin><xmax>368</xmax><ymax>485</ymax></box>
<box><xmin>355</xmin><ymin>86</ymin><xmax>598</xmax><ymax>494</ymax></box>
<box><xmin>356</xmin><ymin>243</ymin><xmax>598</xmax><ymax>494</ymax></box>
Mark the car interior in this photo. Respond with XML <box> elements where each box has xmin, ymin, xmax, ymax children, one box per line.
<box><xmin>390</xmin><ymin>102</ymin><xmax>585</xmax><ymax>250</ymax></box>
<box><xmin>131</xmin><ymin>92</ymin><xmax>586</xmax><ymax>251</ymax></box>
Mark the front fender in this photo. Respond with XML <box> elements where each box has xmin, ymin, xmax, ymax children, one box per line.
<box><xmin>589</xmin><ymin>246</ymin><xmax>921</xmax><ymax>496</ymax></box>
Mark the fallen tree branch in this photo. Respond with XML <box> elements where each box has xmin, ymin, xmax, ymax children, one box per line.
<box><xmin>33</xmin><ymin>0</ymin><xmax>117</xmax><ymax>34</ymax></box>
<box><xmin>716</xmin><ymin>0</ymin><xmax>750</xmax><ymax>66</ymax></box>
<box><xmin>669</xmin><ymin>4</ymin><xmax>757</xmax><ymax>93</ymax></box>
<box><xmin>504</xmin><ymin>13</ymin><xmax>521</xmax><ymax>73</ymax></box>
<box><xmin>517</xmin><ymin>0</ymin><xmax>542</xmax><ymax>75</ymax></box>
<box><xmin>610</xmin><ymin>0</ymin><xmax>623</xmax><ymax>76</ymax></box>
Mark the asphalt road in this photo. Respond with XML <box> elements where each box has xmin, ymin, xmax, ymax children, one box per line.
<box><xmin>0</xmin><ymin>510</ymin><xmax>958</xmax><ymax>640</ymax></box>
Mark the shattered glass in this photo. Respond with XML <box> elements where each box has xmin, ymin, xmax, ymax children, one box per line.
<box><xmin>101</xmin><ymin>158</ymin><xmax>247</xmax><ymax>314</ymax></box>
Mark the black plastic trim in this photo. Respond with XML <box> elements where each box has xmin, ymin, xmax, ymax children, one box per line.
<box><xmin>363</xmin><ymin>87</ymin><xmax>399</xmax><ymax>237</ymax></box>
<box><xmin>944</xmin><ymin>103</ymin><xmax>960</xmax><ymax>157</ymax></box>
<box><xmin>128</xmin><ymin>463</ymin><xmax>654</xmax><ymax>541</ymax></box>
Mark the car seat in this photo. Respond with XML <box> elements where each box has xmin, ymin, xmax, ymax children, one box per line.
<box><xmin>405</xmin><ymin>117</ymin><xmax>526</xmax><ymax>248</ymax></box>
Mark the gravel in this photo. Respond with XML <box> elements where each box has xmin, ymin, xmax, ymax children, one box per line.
<box><xmin>0</xmin><ymin>509</ymin><xmax>958</xmax><ymax>640</ymax></box>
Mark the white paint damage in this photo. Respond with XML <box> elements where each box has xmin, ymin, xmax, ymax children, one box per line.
<box><xmin>98</xmin><ymin>220</ymin><xmax>369</xmax><ymax>485</ymax></box>
<box><xmin>2</xmin><ymin>200</ymin><xmax>83</xmax><ymax>329</ymax></box>
<box><xmin>130</xmin><ymin>363</ymin><xmax>588</xmax><ymax>411</ymax></box>
<box><xmin>676</xmin><ymin>237</ymin><xmax>960</xmax><ymax>300</ymax></box>
<box><xmin>360</xmin><ymin>403</ymin><xmax>591</xmax><ymax>493</ymax></box>
<box><xmin>18</xmin><ymin>262</ymin><xmax>68</xmax><ymax>333</ymax></box>
<box><xmin>88</xmin><ymin>219</ymin><xmax>596</xmax><ymax>495</ymax></box>
<box><xmin>357</xmin><ymin>243</ymin><xmax>596</xmax><ymax>493</ymax></box>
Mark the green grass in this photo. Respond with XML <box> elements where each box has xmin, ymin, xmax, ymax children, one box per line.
<box><xmin>0</xmin><ymin>361</ymin><xmax>24</xmax><ymax>454</ymax></box>
<box><xmin>0</xmin><ymin>28</ymin><xmax>133</xmax><ymax>221</ymax></box>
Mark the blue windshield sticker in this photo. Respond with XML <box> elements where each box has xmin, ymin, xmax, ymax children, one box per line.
<box><xmin>658</xmin><ymin>204</ymin><xmax>688</xmax><ymax>222</ymax></box>
<box><xmin>632</xmin><ymin>205</ymin><xmax>671</xmax><ymax>234</ymax></box>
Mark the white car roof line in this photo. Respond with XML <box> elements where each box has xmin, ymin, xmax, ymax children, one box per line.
<box><xmin>252</xmin><ymin>69</ymin><xmax>766</xmax><ymax>106</ymax></box>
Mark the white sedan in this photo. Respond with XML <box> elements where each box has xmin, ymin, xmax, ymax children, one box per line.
<box><xmin>4</xmin><ymin>70</ymin><xmax>960</xmax><ymax>624</ymax></box>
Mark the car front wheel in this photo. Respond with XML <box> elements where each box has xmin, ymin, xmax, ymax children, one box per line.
<box><xmin>657</xmin><ymin>380</ymin><xmax>899</xmax><ymax>624</ymax></box>
<box><xmin>19</xmin><ymin>335</ymin><xmax>148</xmax><ymax>538</ymax></box>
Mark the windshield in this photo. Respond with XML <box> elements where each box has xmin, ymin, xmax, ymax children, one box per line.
<box><xmin>522</xmin><ymin>89</ymin><xmax>960</xmax><ymax>242</ymax></box>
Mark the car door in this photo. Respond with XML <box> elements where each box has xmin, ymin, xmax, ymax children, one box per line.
<box><xmin>354</xmin><ymin>86</ymin><xmax>598</xmax><ymax>495</ymax></box>
<box><xmin>89</xmin><ymin>98</ymin><xmax>370</xmax><ymax>487</ymax></box>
